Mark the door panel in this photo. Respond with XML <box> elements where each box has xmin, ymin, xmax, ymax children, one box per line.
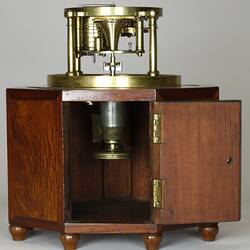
<box><xmin>152</xmin><ymin>101</ymin><xmax>241</xmax><ymax>225</ymax></box>
<box><xmin>7</xmin><ymin>90</ymin><xmax>64</xmax><ymax>230</ymax></box>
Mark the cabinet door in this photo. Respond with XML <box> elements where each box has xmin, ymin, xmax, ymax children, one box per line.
<box><xmin>151</xmin><ymin>101</ymin><xmax>241</xmax><ymax>225</ymax></box>
<box><xmin>7</xmin><ymin>89</ymin><xmax>64</xmax><ymax>231</ymax></box>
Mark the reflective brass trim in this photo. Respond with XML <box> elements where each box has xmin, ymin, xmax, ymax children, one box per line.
<box><xmin>148</xmin><ymin>12</ymin><xmax>159</xmax><ymax>76</ymax></box>
<box><xmin>153</xmin><ymin>114</ymin><xmax>164</xmax><ymax>144</ymax></box>
<box><xmin>94</xmin><ymin>151</ymin><xmax>131</xmax><ymax>160</ymax></box>
<box><xmin>64</xmin><ymin>7</ymin><xmax>163</xmax><ymax>18</ymax></box>
<box><xmin>153</xmin><ymin>179</ymin><xmax>163</xmax><ymax>209</ymax></box>
<box><xmin>48</xmin><ymin>74</ymin><xmax>181</xmax><ymax>88</ymax></box>
<box><xmin>67</xmin><ymin>16</ymin><xmax>82</xmax><ymax>76</ymax></box>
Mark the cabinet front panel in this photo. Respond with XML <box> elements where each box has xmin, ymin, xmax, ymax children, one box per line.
<box><xmin>152</xmin><ymin>101</ymin><xmax>241</xmax><ymax>225</ymax></box>
<box><xmin>7</xmin><ymin>90</ymin><xmax>64</xmax><ymax>230</ymax></box>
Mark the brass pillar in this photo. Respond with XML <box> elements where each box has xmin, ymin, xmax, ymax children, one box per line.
<box><xmin>76</xmin><ymin>17</ymin><xmax>83</xmax><ymax>57</ymax></box>
<box><xmin>148</xmin><ymin>11</ymin><xmax>159</xmax><ymax>76</ymax></box>
<box><xmin>67</xmin><ymin>16</ymin><xmax>82</xmax><ymax>76</ymax></box>
<box><xmin>136</xmin><ymin>17</ymin><xmax>144</xmax><ymax>56</ymax></box>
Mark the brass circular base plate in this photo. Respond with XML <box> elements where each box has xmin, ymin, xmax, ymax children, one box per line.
<box><xmin>47</xmin><ymin>74</ymin><xmax>181</xmax><ymax>89</ymax></box>
<box><xmin>94</xmin><ymin>151</ymin><xmax>131</xmax><ymax>160</ymax></box>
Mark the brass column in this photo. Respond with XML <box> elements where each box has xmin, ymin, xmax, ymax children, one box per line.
<box><xmin>67</xmin><ymin>16</ymin><xmax>82</xmax><ymax>76</ymax></box>
<box><xmin>136</xmin><ymin>17</ymin><xmax>144</xmax><ymax>56</ymax></box>
<box><xmin>148</xmin><ymin>11</ymin><xmax>159</xmax><ymax>76</ymax></box>
<box><xmin>76</xmin><ymin>17</ymin><xmax>83</xmax><ymax>57</ymax></box>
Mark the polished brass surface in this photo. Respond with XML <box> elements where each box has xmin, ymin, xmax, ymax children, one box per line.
<box><xmin>81</xmin><ymin>17</ymin><xmax>107</xmax><ymax>51</ymax></box>
<box><xmin>67</xmin><ymin>16</ymin><xmax>82</xmax><ymax>76</ymax></box>
<box><xmin>153</xmin><ymin>179</ymin><xmax>163</xmax><ymax>209</ymax></box>
<box><xmin>49</xmin><ymin>5</ymin><xmax>182</xmax><ymax>87</ymax></box>
<box><xmin>64</xmin><ymin>6</ymin><xmax>163</xmax><ymax>18</ymax></box>
<box><xmin>94</xmin><ymin>151</ymin><xmax>131</xmax><ymax>160</ymax></box>
<box><xmin>121</xmin><ymin>19</ymin><xmax>136</xmax><ymax>37</ymax></box>
<box><xmin>153</xmin><ymin>114</ymin><xmax>164</xmax><ymax>144</ymax></box>
<box><xmin>96</xmin><ymin>19</ymin><xmax>125</xmax><ymax>51</ymax></box>
<box><xmin>136</xmin><ymin>17</ymin><xmax>144</xmax><ymax>56</ymax></box>
<box><xmin>48</xmin><ymin>74</ymin><xmax>181</xmax><ymax>88</ymax></box>
<box><xmin>93</xmin><ymin>102</ymin><xmax>131</xmax><ymax>160</ymax></box>
<box><xmin>76</xmin><ymin>17</ymin><xmax>83</xmax><ymax>55</ymax></box>
<box><xmin>148</xmin><ymin>11</ymin><xmax>159</xmax><ymax>76</ymax></box>
<box><xmin>59</xmin><ymin>5</ymin><xmax>167</xmax><ymax>77</ymax></box>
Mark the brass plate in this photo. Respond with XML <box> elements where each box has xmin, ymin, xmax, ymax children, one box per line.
<box><xmin>65</xmin><ymin>6</ymin><xmax>163</xmax><ymax>18</ymax></box>
<box><xmin>47</xmin><ymin>74</ymin><xmax>181</xmax><ymax>88</ymax></box>
<box><xmin>94</xmin><ymin>151</ymin><xmax>131</xmax><ymax>160</ymax></box>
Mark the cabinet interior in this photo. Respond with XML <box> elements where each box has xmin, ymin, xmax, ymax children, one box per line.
<box><xmin>63</xmin><ymin>102</ymin><xmax>152</xmax><ymax>223</ymax></box>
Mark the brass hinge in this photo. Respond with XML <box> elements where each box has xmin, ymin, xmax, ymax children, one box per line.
<box><xmin>153</xmin><ymin>179</ymin><xmax>164</xmax><ymax>209</ymax></box>
<box><xmin>152</xmin><ymin>114</ymin><xmax>164</xmax><ymax>144</ymax></box>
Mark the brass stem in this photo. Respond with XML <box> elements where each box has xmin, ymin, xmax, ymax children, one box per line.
<box><xmin>67</xmin><ymin>17</ymin><xmax>82</xmax><ymax>76</ymax></box>
<box><xmin>76</xmin><ymin>17</ymin><xmax>83</xmax><ymax>56</ymax></box>
<box><xmin>136</xmin><ymin>18</ymin><xmax>144</xmax><ymax>56</ymax></box>
<box><xmin>110</xmin><ymin>53</ymin><xmax>116</xmax><ymax>76</ymax></box>
<box><xmin>148</xmin><ymin>12</ymin><xmax>159</xmax><ymax>76</ymax></box>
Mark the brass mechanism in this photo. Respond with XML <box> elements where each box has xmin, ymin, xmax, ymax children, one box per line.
<box><xmin>94</xmin><ymin>102</ymin><xmax>131</xmax><ymax>160</ymax></box>
<box><xmin>47</xmin><ymin>5</ymin><xmax>180</xmax><ymax>161</ymax></box>
<box><xmin>153</xmin><ymin>114</ymin><xmax>164</xmax><ymax>144</ymax></box>
<box><xmin>153</xmin><ymin>179</ymin><xmax>164</xmax><ymax>209</ymax></box>
<box><xmin>47</xmin><ymin>4</ymin><xmax>181</xmax><ymax>88</ymax></box>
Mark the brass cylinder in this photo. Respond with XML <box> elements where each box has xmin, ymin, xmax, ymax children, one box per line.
<box><xmin>76</xmin><ymin>17</ymin><xmax>83</xmax><ymax>55</ymax></box>
<box><xmin>94</xmin><ymin>102</ymin><xmax>131</xmax><ymax>160</ymax></box>
<box><xmin>100</xmin><ymin>101</ymin><xmax>126</xmax><ymax>146</ymax></box>
<box><xmin>97</xmin><ymin>19</ymin><xmax>124</xmax><ymax>51</ymax></box>
<box><xmin>136</xmin><ymin>18</ymin><xmax>144</xmax><ymax>56</ymax></box>
<box><xmin>148</xmin><ymin>11</ymin><xmax>159</xmax><ymax>76</ymax></box>
<box><xmin>82</xmin><ymin>17</ymin><xmax>106</xmax><ymax>51</ymax></box>
<box><xmin>67</xmin><ymin>17</ymin><xmax>82</xmax><ymax>76</ymax></box>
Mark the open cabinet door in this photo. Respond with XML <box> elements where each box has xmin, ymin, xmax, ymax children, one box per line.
<box><xmin>7</xmin><ymin>90</ymin><xmax>64</xmax><ymax>231</ymax></box>
<box><xmin>151</xmin><ymin>101</ymin><xmax>241</xmax><ymax>225</ymax></box>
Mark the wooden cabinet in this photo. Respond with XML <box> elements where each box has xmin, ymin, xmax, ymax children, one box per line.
<box><xmin>6</xmin><ymin>86</ymin><xmax>241</xmax><ymax>250</ymax></box>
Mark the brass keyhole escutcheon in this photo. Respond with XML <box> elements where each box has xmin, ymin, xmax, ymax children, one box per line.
<box><xmin>226</xmin><ymin>157</ymin><xmax>233</xmax><ymax>166</ymax></box>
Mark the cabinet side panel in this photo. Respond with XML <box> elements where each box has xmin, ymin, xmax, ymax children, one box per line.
<box><xmin>63</xmin><ymin>103</ymin><xmax>104</xmax><ymax>204</ymax></box>
<box><xmin>7</xmin><ymin>90</ymin><xmax>64</xmax><ymax>229</ymax></box>
<box><xmin>131</xmin><ymin>102</ymin><xmax>151</xmax><ymax>201</ymax></box>
<box><xmin>158</xmin><ymin>102</ymin><xmax>241</xmax><ymax>224</ymax></box>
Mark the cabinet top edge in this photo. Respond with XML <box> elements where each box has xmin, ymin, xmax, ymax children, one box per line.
<box><xmin>6</xmin><ymin>85</ymin><xmax>219</xmax><ymax>91</ymax></box>
<box><xmin>6</xmin><ymin>86</ymin><xmax>220</xmax><ymax>102</ymax></box>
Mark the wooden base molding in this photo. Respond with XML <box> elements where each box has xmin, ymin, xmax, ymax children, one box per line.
<box><xmin>8</xmin><ymin>223</ymin><xmax>220</xmax><ymax>249</ymax></box>
<box><xmin>60</xmin><ymin>233</ymin><xmax>80</xmax><ymax>250</ymax></box>
<box><xmin>143</xmin><ymin>233</ymin><xmax>162</xmax><ymax>250</ymax></box>
<box><xmin>199</xmin><ymin>224</ymin><xmax>219</xmax><ymax>241</ymax></box>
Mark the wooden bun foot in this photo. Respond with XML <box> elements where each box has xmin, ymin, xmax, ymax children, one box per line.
<box><xmin>60</xmin><ymin>233</ymin><xmax>80</xmax><ymax>250</ymax></box>
<box><xmin>9</xmin><ymin>225</ymin><xmax>30</xmax><ymax>241</ymax></box>
<box><xmin>199</xmin><ymin>224</ymin><xmax>219</xmax><ymax>241</ymax></box>
<box><xmin>143</xmin><ymin>233</ymin><xmax>162</xmax><ymax>250</ymax></box>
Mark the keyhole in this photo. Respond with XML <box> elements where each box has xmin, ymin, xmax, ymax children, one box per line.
<box><xmin>226</xmin><ymin>157</ymin><xmax>233</xmax><ymax>166</ymax></box>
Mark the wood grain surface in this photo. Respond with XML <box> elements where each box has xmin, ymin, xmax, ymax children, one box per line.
<box><xmin>143</xmin><ymin>233</ymin><xmax>162</xmax><ymax>250</ymax></box>
<box><xmin>63</xmin><ymin>102</ymin><xmax>103</xmax><ymax>207</ymax></box>
<box><xmin>61</xmin><ymin>86</ymin><xmax>219</xmax><ymax>102</ymax></box>
<box><xmin>7</xmin><ymin>89</ymin><xmax>64</xmax><ymax>230</ymax></box>
<box><xmin>131</xmin><ymin>102</ymin><xmax>151</xmax><ymax>201</ymax></box>
<box><xmin>65</xmin><ymin>223</ymin><xmax>159</xmax><ymax>234</ymax></box>
<box><xmin>7</xmin><ymin>87</ymin><xmax>240</xmax><ymax>238</ymax></box>
<box><xmin>60</xmin><ymin>233</ymin><xmax>80</xmax><ymax>250</ymax></box>
<box><xmin>152</xmin><ymin>101</ymin><xmax>241</xmax><ymax>225</ymax></box>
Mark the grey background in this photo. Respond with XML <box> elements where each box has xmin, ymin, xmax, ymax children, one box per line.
<box><xmin>0</xmin><ymin>0</ymin><xmax>249</xmax><ymax>249</ymax></box>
